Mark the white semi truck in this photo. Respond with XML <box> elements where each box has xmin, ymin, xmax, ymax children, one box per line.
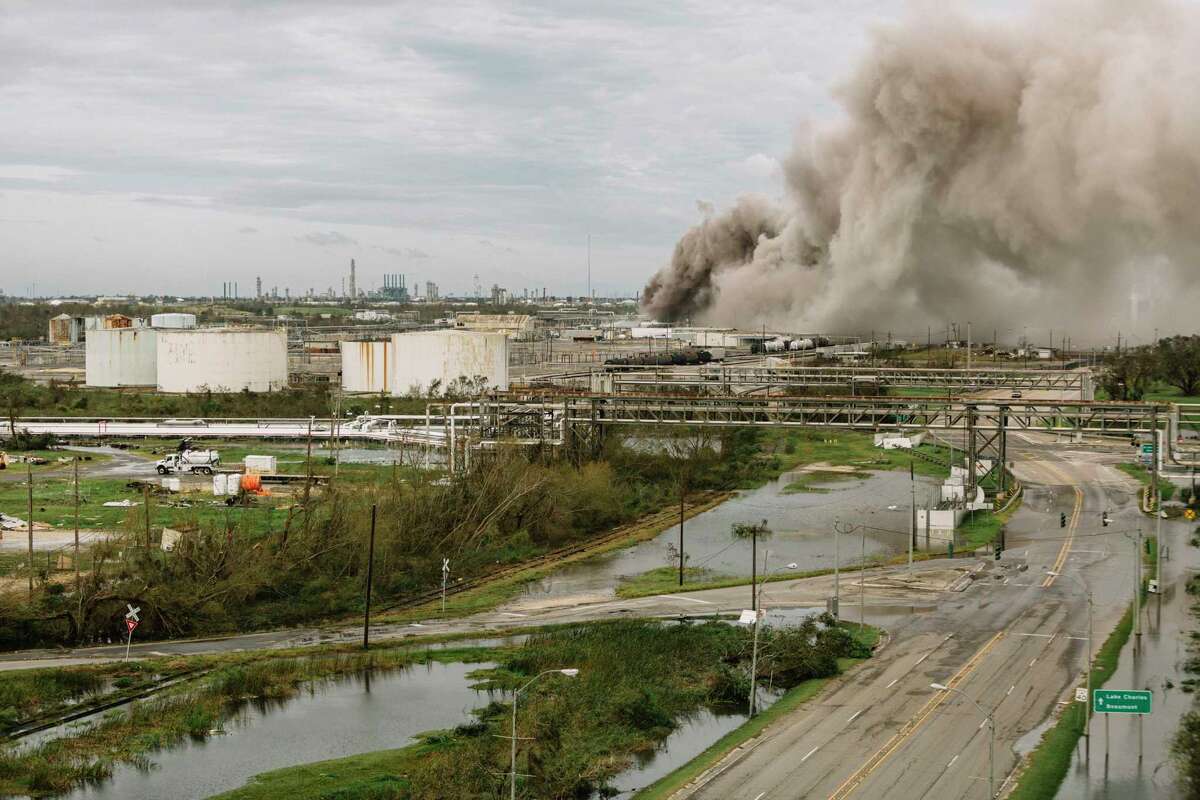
<box><xmin>155</xmin><ymin>449</ymin><xmax>220</xmax><ymax>475</ymax></box>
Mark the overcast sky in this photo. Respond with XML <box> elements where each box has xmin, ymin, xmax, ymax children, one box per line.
<box><xmin>0</xmin><ymin>1</ymin><xmax>1011</xmax><ymax>299</ymax></box>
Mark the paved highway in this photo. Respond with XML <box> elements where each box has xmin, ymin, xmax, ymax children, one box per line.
<box><xmin>673</xmin><ymin>432</ymin><xmax>1148</xmax><ymax>799</ymax></box>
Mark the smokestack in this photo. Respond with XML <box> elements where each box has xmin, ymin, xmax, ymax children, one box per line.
<box><xmin>350</xmin><ymin>259</ymin><xmax>356</xmax><ymax>299</ymax></box>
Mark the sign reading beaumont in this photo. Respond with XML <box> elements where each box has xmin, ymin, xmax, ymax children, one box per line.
<box><xmin>1093</xmin><ymin>689</ymin><xmax>1152</xmax><ymax>714</ymax></box>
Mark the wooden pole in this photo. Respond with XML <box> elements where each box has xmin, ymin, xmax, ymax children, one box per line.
<box><xmin>143</xmin><ymin>484</ymin><xmax>152</xmax><ymax>549</ymax></box>
<box><xmin>304</xmin><ymin>416</ymin><xmax>314</xmax><ymax>506</ymax></box>
<box><xmin>678</xmin><ymin>488</ymin><xmax>684</xmax><ymax>587</ymax></box>
<box><xmin>27</xmin><ymin>461</ymin><xmax>34</xmax><ymax>598</ymax></box>
<box><xmin>74</xmin><ymin>456</ymin><xmax>80</xmax><ymax>593</ymax></box>
<box><xmin>363</xmin><ymin>504</ymin><xmax>377</xmax><ymax>650</ymax></box>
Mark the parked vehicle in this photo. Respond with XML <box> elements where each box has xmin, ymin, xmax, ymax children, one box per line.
<box><xmin>155</xmin><ymin>449</ymin><xmax>220</xmax><ymax>475</ymax></box>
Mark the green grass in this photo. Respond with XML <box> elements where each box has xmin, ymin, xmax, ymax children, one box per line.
<box><xmin>766</xmin><ymin>429</ymin><xmax>951</xmax><ymax>481</ymax></box>
<box><xmin>1115</xmin><ymin>462</ymin><xmax>1176</xmax><ymax>503</ymax></box>
<box><xmin>783</xmin><ymin>469</ymin><xmax>871</xmax><ymax>494</ymax></box>
<box><xmin>633</xmin><ymin>622</ymin><xmax>879</xmax><ymax>800</ymax></box>
<box><xmin>1007</xmin><ymin>605</ymin><xmax>1134</xmax><ymax>800</ymax></box>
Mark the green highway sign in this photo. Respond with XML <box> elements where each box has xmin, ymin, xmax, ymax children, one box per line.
<box><xmin>1093</xmin><ymin>689</ymin><xmax>1152</xmax><ymax>715</ymax></box>
<box><xmin>1141</xmin><ymin>444</ymin><xmax>1155</xmax><ymax>454</ymax></box>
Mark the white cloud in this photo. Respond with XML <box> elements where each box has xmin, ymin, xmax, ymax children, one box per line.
<box><xmin>0</xmin><ymin>0</ymin><xmax>1003</xmax><ymax>295</ymax></box>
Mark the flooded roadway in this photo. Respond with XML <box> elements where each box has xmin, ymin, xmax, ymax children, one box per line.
<box><xmin>1054</xmin><ymin>514</ymin><xmax>1196</xmax><ymax>799</ymax></box>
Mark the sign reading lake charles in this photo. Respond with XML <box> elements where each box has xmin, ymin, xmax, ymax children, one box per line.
<box><xmin>1092</xmin><ymin>689</ymin><xmax>1152</xmax><ymax>714</ymax></box>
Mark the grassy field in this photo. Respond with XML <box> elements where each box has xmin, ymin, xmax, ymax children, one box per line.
<box><xmin>766</xmin><ymin>429</ymin><xmax>952</xmax><ymax>481</ymax></box>
<box><xmin>1095</xmin><ymin>381</ymin><xmax>1200</xmax><ymax>405</ymax></box>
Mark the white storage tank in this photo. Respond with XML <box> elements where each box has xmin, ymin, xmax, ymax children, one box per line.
<box><xmin>151</xmin><ymin>313</ymin><xmax>197</xmax><ymax>329</ymax></box>
<box><xmin>389</xmin><ymin>330</ymin><xmax>508</xmax><ymax>395</ymax></box>
<box><xmin>340</xmin><ymin>340</ymin><xmax>391</xmax><ymax>393</ymax></box>
<box><xmin>156</xmin><ymin>328</ymin><xmax>288</xmax><ymax>393</ymax></box>
<box><xmin>85</xmin><ymin>328</ymin><xmax>158</xmax><ymax>387</ymax></box>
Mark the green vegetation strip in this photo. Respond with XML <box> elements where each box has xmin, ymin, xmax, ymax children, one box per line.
<box><xmin>1007</xmin><ymin>605</ymin><xmax>1133</xmax><ymax>800</ymax></box>
<box><xmin>634</xmin><ymin>623</ymin><xmax>880</xmax><ymax>800</ymax></box>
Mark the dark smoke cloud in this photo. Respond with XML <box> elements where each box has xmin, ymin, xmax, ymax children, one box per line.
<box><xmin>642</xmin><ymin>1</ymin><xmax>1200</xmax><ymax>340</ymax></box>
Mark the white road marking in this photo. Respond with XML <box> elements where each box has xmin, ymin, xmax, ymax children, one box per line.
<box><xmin>1017</xmin><ymin>633</ymin><xmax>1053</xmax><ymax>638</ymax></box>
<box><xmin>1067</xmin><ymin>636</ymin><xmax>1090</xmax><ymax>641</ymax></box>
<box><xmin>1002</xmin><ymin>578</ymin><xmax>1010</xmax><ymax>585</ymax></box>
<box><xmin>886</xmin><ymin>677</ymin><xmax>900</xmax><ymax>688</ymax></box>
<box><xmin>979</xmin><ymin>718</ymin><xmax>988</xmax><ymax>730</ymax></box>
<box><xmin>500</xmin><ymin>612</ymin><xmax>528</xmax><ymax>618</ymax></box>
<box><xmin>1006</xmin><ymin>685</ymin><xmax>1015</xmax><ymax>696</ymax></box>
<box><xmin>1030</xmin><ymin>658</ymin><xmax>1037</xmax><ymax>667</ymax></box>
<box><xmin>802</xmin><ymin>746</ymin><xmax>820</xmax><ymax>762</ymax></box>
<box><xmin>658</xmin><ymin>594</ymin><xmax>714</xmax><ymax>605</ymax></box>
<box><xmin>947</xmin><ymin>754</ymin><xmax>960</xmax><ymax>768</ymax></box>
<box><xmin>847</xmin><ymin>709</ymin><xmax>864</xmax><ymax>723</ymax></box>
<box><xmin>753</xmin><ymin>793</ymin><xmax>766</xmax><ymax>800</ymax></box>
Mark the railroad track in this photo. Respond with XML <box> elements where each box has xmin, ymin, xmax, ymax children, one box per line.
<box><xmin>374</xmin><ymin>490</ymin><xmax>730</xmax><ymax>615</ymax></box>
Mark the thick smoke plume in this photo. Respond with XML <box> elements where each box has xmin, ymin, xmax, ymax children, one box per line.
<box><xmin>642</xmin><ymin>1</ymin><xmax>1200</xmax><ymax>340</ymax></box>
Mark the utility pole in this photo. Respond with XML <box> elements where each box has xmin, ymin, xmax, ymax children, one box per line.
<box><xmin>74</xmin><ymin>456</ymin><xmax>80</xmax><ymax>593</ymax></box>
<box><xmin>833</xmin><ymin>520</ymin><xmax>840</xmax><ymax>621</ymax></box>
<box><xmin>304</xmin><ymin>416</ymin><xmax>314</xmax><ymax>506</ymax></box>
<box><xmin>909</xmin><ymin>462</ymin><xmax>916</xmax><ymax>578</ymax></box>
<box><xmin>1135</xmin><ymin>528</ymin><xmax>1143</xmax><ymax>652</ymax></box>
<box><xmin>27</xmin><ymin>462</ymin><xmax>34</xmax><ymax>598</ymax></box>
<box><xmin>966</xmin><ymin>321</ymin><xmax>971</xmax><ymax>374</ymax></box>
<box><xmin>144</xmin><ymin>484</ymin><xmax>152</xmax><ymax>549</ymax></box>
<box><xmin>678</xmin><ymin>487</ymin><xmax>685</xmax><ymax>587</ymax></box>
<box><xmin>362</xmin><ymin>505</ymin><xmax>377</xmax><ymax>649</ymax></box>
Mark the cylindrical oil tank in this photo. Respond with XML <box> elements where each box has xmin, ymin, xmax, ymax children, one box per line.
<box><xmin>340</xmin><ymin>340</ymin><xmax>391</xmax><ymax>393</ymax></box>
<box><xmin>85</xmin><ymin>328</ymin><xmax>158</xmax><ymax>387</ymax></box>
<box><xmin>156</xmin><ymin>329</ymin><xmax>288</xmax><ymax>393</ymax></box>
<box><xmin>151</xmin><ymin>313</ymin><xmax>197</xmax><ymax>329</ymax></box>
<box><xmin>388</xmin><ymin>330</ymin><xmax>509</xmax><ymax>395</ymax></box>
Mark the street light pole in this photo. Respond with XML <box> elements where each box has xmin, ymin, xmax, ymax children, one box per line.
<box><xmin>1048</xmin><ymin>570</ymin><xmax>1093</xmax><ymax>758</ymax></box>
<box><xmin>510</xmin><ymin>668</ymin><xmax>579</xmax><ymax>800</ymax></box>
<box><xmin>931</xmin><ymin>683</ymin><xmax>994</xmax><ymax>799</ymax></box>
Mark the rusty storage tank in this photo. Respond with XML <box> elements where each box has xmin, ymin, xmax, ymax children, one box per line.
<box><xmin>156</xmin><ymin>328</ymin><xmax>288</xmax><ymax>392</ymax></box>
<box><xmin>85</xmin><ymin>328</ymin><xmax>158</xmax><ymax>387</ymax></box>
<box><xmin>340</xmin><ymin>339</ymin><xmax>391</xmax><ymax>393</ymax></box>
<box><xmin>387</xmin><ymin>330</ymin><xmax>509</xmax><ymax>395</ymax></box>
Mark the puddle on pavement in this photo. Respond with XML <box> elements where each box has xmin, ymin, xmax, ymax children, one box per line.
<box><xmin>520</xmin><ymin>470</ymin><xmax>940</xmax><ymax>601</ymax></box>
<box><xmin>53</xmin><ymin>660</ymin><xmax>497</xmax><ymax>800</ymax></box>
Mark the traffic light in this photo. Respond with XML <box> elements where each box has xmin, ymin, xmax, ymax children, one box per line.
<box><xmin>1060</xmin><ymin>512</ymin><xmax>1067</xmax><ymax>528</ymax></box>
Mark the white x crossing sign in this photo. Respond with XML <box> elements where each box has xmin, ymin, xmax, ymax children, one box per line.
<box><xmin>125</xmin><ymin>604</ymin><xmax>141</xmax><ymax>622</ymax></box>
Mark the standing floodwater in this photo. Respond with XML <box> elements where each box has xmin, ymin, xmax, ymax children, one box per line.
<box><xmin>521</xmin><ymin>469</ymin><xmax>938</xmax><ymax>600</ymax></box>
<box><xmin>57</xmin><ymin>660</ymin><xmax>495</xmax><ymax>800</ymax></box>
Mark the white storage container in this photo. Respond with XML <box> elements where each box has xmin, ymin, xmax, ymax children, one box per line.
<box><xmin>244</xmin><ymin>455</ymin><xmax>278</xmax><ymax>474</ymax></box>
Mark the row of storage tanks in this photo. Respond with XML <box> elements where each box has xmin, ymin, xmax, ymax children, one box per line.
<box><xmin>87</xmin><ymin>325</ymin><xmax>509</xmax><ymax>395</ymax></box>
<box><xmin>86</xmin><ymin>320</ymin><xmax>289</xmax><ymax>392</ymax></box>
